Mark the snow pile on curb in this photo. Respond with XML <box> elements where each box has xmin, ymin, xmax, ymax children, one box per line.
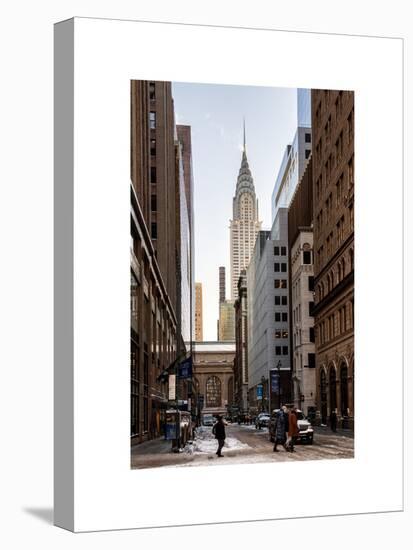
<box><xmin>193</xmin><ymin>426</ymin><xmax>250</xmax><ymax>454</ymax></box>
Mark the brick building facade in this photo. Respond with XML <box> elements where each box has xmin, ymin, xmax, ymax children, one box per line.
<box><xmin>311</xmin><ymin>89</ymin><xmax>354</xmax><ymax>427</ymax></box>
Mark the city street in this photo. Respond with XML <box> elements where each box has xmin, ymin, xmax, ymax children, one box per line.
<box><xmin>131</xmin><ymin>423</ymin><xmax>354</xmax><ymax>469</ymax></box>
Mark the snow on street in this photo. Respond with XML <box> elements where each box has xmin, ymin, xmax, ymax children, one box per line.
<box><xmin>131</xmin><ymin>423</ymin><xmax>354</xmax><ymax>469</ymax></box>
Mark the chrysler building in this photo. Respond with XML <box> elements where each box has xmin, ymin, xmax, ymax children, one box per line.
<box><xmin>230</xmin><ymin>122</ymin><xmax>262</xmax><ymax>299</ymax></box>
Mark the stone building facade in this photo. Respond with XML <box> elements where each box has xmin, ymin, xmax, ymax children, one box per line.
<box><xmin>193</xmin><ymin>342</ymin><xmax>235</xmax><ymax>419</ymax></box>
<box><xmin>311</xmin><ymin>89</ymin><xmax>354</xmax><ymax>427</ymax></box>
<box><xmin>290</xmin><ymin>229</ymin><xmax>316</xmax><ymax>415</ymax></box>
<box><xmin>288</xmin><ymin>157</ymin><xmax>316</xmax><ymax>416</ymax></box>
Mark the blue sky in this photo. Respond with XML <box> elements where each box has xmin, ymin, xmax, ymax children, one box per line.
<box><xmin>172</xmin><ymin>82</ymin><xmax>298</xmax><ymax>341</ymax></box>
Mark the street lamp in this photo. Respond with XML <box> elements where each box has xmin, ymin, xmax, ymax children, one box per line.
<box><xmin>276</xmin><ymin>360</ymin><xmax>282</xmax><ymax>409</ymax></box>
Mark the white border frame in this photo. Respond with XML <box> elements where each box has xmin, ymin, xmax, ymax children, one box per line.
<box><xmin>54</xmin><ymin>17</ymin><xmax>403</xmax><ymax>532</ymax></box>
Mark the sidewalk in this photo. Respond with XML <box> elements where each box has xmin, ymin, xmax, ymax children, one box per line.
<box><xmin>313</xmin><ymin>425</ymin><xmax>354</xmax><ymax>439</ymax></box>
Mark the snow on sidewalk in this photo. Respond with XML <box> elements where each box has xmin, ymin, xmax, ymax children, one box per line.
<box><xmin>193</xmin><ymin>426</ymin><xmax>251</xmax><ymax>454</ymax></box>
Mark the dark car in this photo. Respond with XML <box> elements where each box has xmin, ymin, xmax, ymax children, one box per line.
<box><xmin>269</xmin><ymin>409</ymin><xmax>314</xmax><ymax>444</ymax></box>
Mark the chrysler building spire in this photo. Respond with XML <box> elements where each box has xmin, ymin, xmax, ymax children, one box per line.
<box><xmin>229</xmin><ymin>120</ymin><xmax>262</xmax><ymax>300</ymax></box>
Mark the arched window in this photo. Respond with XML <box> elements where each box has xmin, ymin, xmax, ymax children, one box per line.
<box><xmin>320</xmin><ymin>369</ymin><xmax>327</xmax><ymax>424</ymax></box>
<box><xmin>206</xmin><ymin>376</ymin><xmax>222</xmax><ymax>408</ymax></box>
<box><xmin>340</xmin><ymin>364</ymin><xmax>349</xmax><ymax>416</ymax></box>
<box><xmin>329</xmin><ymin>366</ymin><xmax>337</xmax><ymax>411</ymax></box>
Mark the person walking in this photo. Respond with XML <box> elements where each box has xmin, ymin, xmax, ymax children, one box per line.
<box><xmin>212</xmin><ymin>415</ymin><xmax>226</xmax><ymax>457</ymax></box>
<box><xmin>330</xmin><ymin>408</ymin><xmax>338</xmax><ymax>433</ymax></box>
<box><xmin>273</xmin><ymin>406</ymin><xmax>289</xmax><ymax>452</ymax></box>
<box><xmin>286</xmin><ymin>406</ymin><xmax>299</xmax><ymax>452</ymax></box>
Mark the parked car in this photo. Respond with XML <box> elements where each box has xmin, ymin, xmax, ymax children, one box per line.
<box><xmin>255</xmin><ymin>412</ymin><xmax>271</xmax><ymax>429</ymax></box>
<box><xmin>268</xmin><ymin>409</ymin><xmax>314</xmax><ymax>444</ymax></box>
<box><xmin>201</xmin><ymin>413</ymin><xmax>215</xmax><ymax>426</ymax></box>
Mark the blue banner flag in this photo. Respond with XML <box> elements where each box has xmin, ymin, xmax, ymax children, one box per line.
<box><xmin>177</xmin><ymin>357</ymin><xmax>193</xmax><ymax>379</ymax></box>
<box><xmin>271</xmin><ymin>370</ymin><xmax>280</xmax><ymax>393</ymax></box>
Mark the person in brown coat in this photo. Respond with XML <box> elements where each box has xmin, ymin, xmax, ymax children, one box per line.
<box><xmin>286</xmin><ymin>406</ymin><xmax>299</xmax><ymax>452</ymax></box>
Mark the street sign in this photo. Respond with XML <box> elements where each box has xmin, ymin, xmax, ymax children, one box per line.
<box><xmin>168</xmin><ymin>374</ymin><xmax>176</xmax><ymax>401</ymax></box>
<box><xmin>257</xmin><ymin>384</ymin><xmax>263</xmax><ymax>400</ymax></box>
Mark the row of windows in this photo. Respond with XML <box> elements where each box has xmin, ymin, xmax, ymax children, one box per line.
<box><xmin>274</xmin><ymin>246</ymin><xmax>287</xmax><ymax>256</ymax></box>
<box><xmin>275</xmin><ymin>346</ymin><xmax>288</xmax><ymax>356</ymax></box>
<box><xmin>274</xmin><ymin>279</ymin><xmax>287</xmax><ymax>289</ymax></box>
<box><xmin>275</xmin><ymin>312</ymin><xmax>288</xmax><ymax>322</ymax></box>
<box><xmin>317</xmin><ymin>300</ymin><xmax>354</xmax><ymax>345</ymax></box>
<box><xmin>275</xmin><ymin>295</ymin><xmax>288</xmax><ymax>306</ymax></box>
<box><xmin>274</xmin><ymin>262</ymin><xmax>287</xmax><ymax>272</ymax></box>
<box><xmin>275</xmin><ymin>330</ymin><xmax>288</xmax><ymax>339</ymax></box>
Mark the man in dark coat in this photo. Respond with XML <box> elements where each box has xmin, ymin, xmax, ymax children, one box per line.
<box><xmin>212</xmin><ymin>415</ymin><xmax>226</xmax><ymax>457</ymax></box>
<box><xmin>273</xmin><ymin>407</ymin><xmax>289</xmax><ymax>452</ymax></box>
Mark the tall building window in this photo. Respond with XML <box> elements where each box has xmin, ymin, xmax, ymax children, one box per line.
<box><xmin>149</xmin><ymin>82</ymin><xmax>156</xmax><ymax>100</ymax></box>
<box><xmin>305</xmin><ymin>132</ymin><xmax>311</xmax><ymax>143</ymax></box>
<box><xmin>282</xmin><ymin>312</ymin><xmax>288</xmax><ymax>322</ymax></box>
<box><xmin>281</xmin><ymin>263</ymin><xmax>287</xmax><ymax>272</ymax></box>
<box><xmin>150</xmin><ymin>139</ymin><xmax>156</xmax><ymax>156</ymax></box>
<box><xmin>282</xmin><ymin>296</ymin><xmax>287</xmax><ymax>306</ymax></box>
<box><xmin>308</xmin><ymin>353</ymin><xmax>316</xmax><ymax>368</ymax></box>
<box><xmin>309</xmin><ymin>301</ymin><xmax>314</xmax><ymax>317</ymax></box>
<box><xmin>309</xmin><ymin>327</ymin><xmax>315</xmax><ymax>343</ymax></box>
<box><xmin>151</xmin><ymin>194</ymin><xmax>157</xmax><ymax>212</ymax></box>
<box><xmin>305</xmin><ymin>149</ymin><xmax>311</xmax><ymax>159</ymax></box>
<box><xmin>150</xmin><ymin>166</ymin><xmax>157</xmax><ymax>183</ymax></box>
<box><xmin>275</xmin><ymin>295</ymin><xmax>280</xmax><ymax>305</ymax></box>
<box><xmin>303</xmin><ymin>250</ymin><xmax>312</xmax><ymax>264</ymax></box>
<box><xmin>151</xmin><ymin>222</ymin><xmax>157</xmax><ymax>239</ymax></box>
<box><xmin>282</xmin><ymin>346</ymin><xmax>288</xmax><ymax>355</ymax></box>
<box><xmin>308</xmin><ymin>276</ymin><xmax>314</xmax><ymax>291</ymax></box>
<box><xmin>149</xmin><ymin>111</ymin><xmax>156</xmax><ymax>129</ymax></box>
<box><xmin>275</xmin><ymin>312</ymin><xmax>281</xmax><ymax>322</ymax></box>
<box><xmin>275</xmin><ymin>346</ymin><xmax>282</xmax><ymax>355</ymax></box>
<box><xmin>348</xmin><ymin>156</ymin><xmax>354</xmax><ymax>187</ymax></box>
<box><xmin>274</xmin><ymin>263</ymin><xmax>280</xmax><ymax>272</ymax></box>
<box><xmin>281</xmin><ymin>246</ymin><xmax>287</xmax><ymax>256</ymax></box>
<box><xmin>274</xmin><ymin>246</ymin><xmax>280</xmax><ymax>256</ymax></box>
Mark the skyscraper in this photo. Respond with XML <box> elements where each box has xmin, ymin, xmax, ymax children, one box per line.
<box><xmin>195</xmin><ymin>282</ymin><xmax>203</xmax><ymax>341</ymax></box>
<box><xmin>230</xmin><ymin>122</ymin><xmax>262</xmax><ymax>300</ymax></box>
<box><xmin>219</xmin><ymin>266</ymin><xmax>226</xmax><ymax>303</ymax></box>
